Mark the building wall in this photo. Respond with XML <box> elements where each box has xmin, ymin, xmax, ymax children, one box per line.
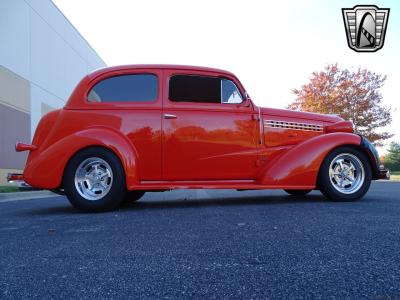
<box><xmin>0</xmin><ymin>0</ymin><xmax>106</xmax><ymax>184</ymax></box>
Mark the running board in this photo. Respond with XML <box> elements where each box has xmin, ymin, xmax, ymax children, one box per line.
<box><xmin>133</xmin><ymin>180</ymin><xmax>315</xmax><ymax>191</ymax></box>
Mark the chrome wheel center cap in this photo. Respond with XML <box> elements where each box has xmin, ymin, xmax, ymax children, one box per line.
<box><xmin>74</xmin><ymin>157</ymin><xmax>114</xmax><ymax>201</ymax></box>
<box><xmin>329</xmin><ymin>153</ymin><xmax>365</xmax><ymax>194</ymax></box>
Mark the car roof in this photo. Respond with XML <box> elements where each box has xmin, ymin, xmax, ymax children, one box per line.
<box><xmin>87</xmin><ymin>64</ymin><xmax>237</xmax><ymax>80</ymax></box>
<box><xmin>65</xmin><ymin>64</ymin><xmax>243</xmax><ymax>109</ymax></box>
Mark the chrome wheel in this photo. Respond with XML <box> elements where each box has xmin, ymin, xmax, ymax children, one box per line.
<box><xmin>74</xmin><ymin>157</ymin><xmax>113</xmax><ymax>201</ymax></box>
<box><xmin>329</xmin><ymin>153</ymin><xmax>365</xmax><ymax>194</ymax></box>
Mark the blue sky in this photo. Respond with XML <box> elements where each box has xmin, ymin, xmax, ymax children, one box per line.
<box><xmin>53</xmin><ymin>0</ymin><xmax>399</xmax><ymax>151</ymax></box>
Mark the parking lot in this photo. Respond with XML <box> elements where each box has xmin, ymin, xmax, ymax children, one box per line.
<box><xmin>1</xmin><ymin>181</ymin><xmax>399</xmax><ymax>299</ymax></box>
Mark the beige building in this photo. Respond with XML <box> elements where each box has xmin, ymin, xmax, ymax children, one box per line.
<box><xmin>0</xmin><ymin>0</ymin><xmax>105</xmax><ymax>184</ymax></box>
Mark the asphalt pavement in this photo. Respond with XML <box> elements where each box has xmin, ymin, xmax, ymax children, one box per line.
<box><xmin>1</xmin><ymin>181</ymin><xmax>399</xmax><ymax>299</ymax></box>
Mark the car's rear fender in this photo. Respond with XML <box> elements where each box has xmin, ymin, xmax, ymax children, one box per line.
<box><xmin>257</xmin><ymin>133</ymin><xmax>362</xmax><ymax>187</ymax></box>
<box><xmin>23</xmin><ymin>127</ymin><xmax>140</xmax><ymax>190</ymax></box>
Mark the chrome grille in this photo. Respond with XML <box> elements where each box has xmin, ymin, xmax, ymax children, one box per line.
<box><xmin>264</xmin><ymin>120</ymin><xmax>323</xmax><ymax>132</ymax></box>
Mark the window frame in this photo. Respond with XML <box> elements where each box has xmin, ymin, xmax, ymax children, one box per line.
<box><xmin>85</xmin><ymin>70</ymin><xmax>162</xmax><ymax>109</ymax></box>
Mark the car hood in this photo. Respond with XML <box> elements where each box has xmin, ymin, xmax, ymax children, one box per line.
<box><xmin>261</xmin><ymin>108</ymin><xmax>343</xmax><ymax>124</ymax></box>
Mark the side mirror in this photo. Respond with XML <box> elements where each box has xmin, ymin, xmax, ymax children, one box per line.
<box><xmin>238</xmin><ymin>92</ymin><xmax>251</xmax><ymax>107</ymax></box>
<box><xmin>240</xmin><ymin>98</ymin><xmax>251</xmax><ymax>107</ymax></box>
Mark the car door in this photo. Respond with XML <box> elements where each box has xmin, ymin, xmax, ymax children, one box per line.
<box><xmin>162</xmin><ymin>70</ymin><xmax>259</xmax><ymax>181</ymax></box>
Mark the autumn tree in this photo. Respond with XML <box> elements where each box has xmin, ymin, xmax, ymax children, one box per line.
<box><xmin>384</xmin><ymin>142</ymin><xmax>400</xmax><ymax>171</ymax></box>
<box><xmin>289</xmin><ymin>64</ymin><xmax>393</xmax><ymax>146</ymax></box>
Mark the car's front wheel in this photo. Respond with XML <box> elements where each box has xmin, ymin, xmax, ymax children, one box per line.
<box><xmin>63</xmin><ymin>147</ymin><xmax>126</xmax><ymax>212</ymax></box>
<box><xmin>318</xmin><ymin>146</ymin><xmax>372</xmax><ymax>201</ymax></box>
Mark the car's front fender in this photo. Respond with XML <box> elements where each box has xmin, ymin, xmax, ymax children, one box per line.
<box><xmin>257</xmin><ymin>133</ymin><xmax>362</xmax><ymax>187</ymax></box>
<box><xmin>23</xmin><ymin>127</ymin><xmax>140</xmax><ymax>190</ymax></box>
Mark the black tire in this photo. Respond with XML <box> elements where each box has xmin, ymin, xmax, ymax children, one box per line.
<box><xmin>124</xmin><ymin>190</ymin><xmax>146</xmax><ymax>203</ymax></box>
<box><xmin>284</xmin><ymin>189</ymin><xmax>312</xmax><ymax>196</ymax></box>
<box><xmin>318</xmin><ymin>146</ymin><xmax>372</xmax><ymax>202</ymax></box>
<box><xmin>63</xmin><ymin>147</ymin><xmax>126</xmax><ymax>212</ymax></box>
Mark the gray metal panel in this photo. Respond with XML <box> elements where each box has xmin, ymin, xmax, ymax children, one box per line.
<box><xmin>0</xmin><ymin>103</ymin><xmax>30</xmax><ymax>169</ymax></box>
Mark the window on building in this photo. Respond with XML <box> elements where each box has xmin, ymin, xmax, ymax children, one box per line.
<box><xmin>88</xmin><ymin>74</ymin><xmax>158</xmax><ymax>102</ymax></box>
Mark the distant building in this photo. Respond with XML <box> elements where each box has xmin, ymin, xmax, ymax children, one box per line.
<box><xmin>0</xmin><ymin>0</ymin><xmax>106</xmax><ymax>184</ymax></box>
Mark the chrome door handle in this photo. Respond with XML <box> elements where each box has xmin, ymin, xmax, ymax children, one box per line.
<box><xmin>163</xmin><ymin>114</ymin><xmax>177</xmax><ymax>119</ymax></box>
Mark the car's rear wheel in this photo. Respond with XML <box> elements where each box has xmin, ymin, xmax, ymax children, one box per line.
<box><xmin>124</xmin><ymin>190</ymin><xmax>146</xmax><ymax>203</ymax></box>
<box><xmin>318</xmin><ymin>146</ymin><xmax>372</xmax><ymax>201</ymax></box>
<box><xmin>63</xmin><ymin>147</ymin><xmax>126</xmax><ymax>212</ymax></box>
<box><xmin>284</xmin><ymin>189</ymin><xmax>312</xmax><ymax>196</ymax></box>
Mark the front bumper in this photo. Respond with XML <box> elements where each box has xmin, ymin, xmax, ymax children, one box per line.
<box><xmin>378</xmin><ymin>169</ymin><xmax>390</xmax><ymax>180</ymax></box>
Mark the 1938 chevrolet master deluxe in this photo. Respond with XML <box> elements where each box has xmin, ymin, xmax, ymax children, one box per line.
<box><xmin>9</xmin><ymin>65</ymin><xmax>389</xmax><ymax>211</ymax></box>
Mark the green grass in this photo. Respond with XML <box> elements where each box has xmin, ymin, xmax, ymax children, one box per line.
<box><xmin>390</xmin><ymin>171</ymin><xmax>400</xmax><ymax>181</ymax></box>
<box><xmin>0</xmin><ymin>186</ymin><xmax>20</xmax><ymax>193</ymax></box>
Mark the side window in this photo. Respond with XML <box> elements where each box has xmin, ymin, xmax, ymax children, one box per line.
<box><xmin>88</xmin><ymin>74</ymin><xmax>158</xmax><ymax>102</ymax></box>
<box><xmin>169</xmin><ymin>75</ymin><xmax>242</xmax><ymax>104</ymax></box>
<box><xmin>169</xmin><ymin>75</ymin><xmax>220</xmax><ymax>103</ymax></box>
<box><xmin>221</xmin><ymin>79</ymin><xmax>243</xmax><ymax>104</ymax></box>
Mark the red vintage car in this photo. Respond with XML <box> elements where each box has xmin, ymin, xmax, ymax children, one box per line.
<box><xmin>9</xmin><ymin>65</ymin><xmax>389</xmax><ymax>211</ymax></box>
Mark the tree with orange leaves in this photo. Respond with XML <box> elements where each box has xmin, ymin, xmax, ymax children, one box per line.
<box><xmin>289</xmin><ymin>64</ymin><xmax>393</xmax><ymax>147</ymax></box>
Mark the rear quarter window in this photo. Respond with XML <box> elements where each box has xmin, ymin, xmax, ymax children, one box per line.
<box><xmin>88</xmin><ymin>74</ymin><xmax>158</xmax><ymax>102</ymax></box>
